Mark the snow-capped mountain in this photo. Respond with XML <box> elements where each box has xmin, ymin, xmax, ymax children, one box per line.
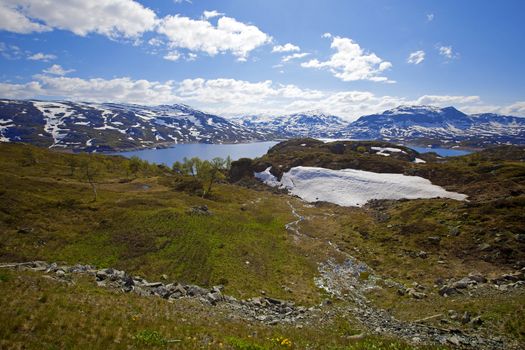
<box><xmin>0</xmin><ymin>99</ymin><xmax>270</xmax><ymax>151</ymax></box>
<box><xmin>233</xmin><ymin>110</ymin><xmax>347</xmax><ymax>138</ymax></box>
<box><xmin>344</xmin><ymin>105</ymin><xmax>525</xmax><ymax>146</ymax></box>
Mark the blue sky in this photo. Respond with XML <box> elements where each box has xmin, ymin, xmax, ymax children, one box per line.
<box><xmin>0</xmin><ymin>0</ymin><xmax>524</xmax><ymax>120</ymax></box>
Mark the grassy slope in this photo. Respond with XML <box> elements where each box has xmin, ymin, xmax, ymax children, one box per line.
<box><xmin>1</xmin><ymin>142</ymin><xmax>524</xmax><ymax>348</ymax></box>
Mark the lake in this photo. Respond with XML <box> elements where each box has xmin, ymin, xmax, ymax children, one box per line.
<box><xmin>114</xmin><ymin>140</ymin><xmax>471</xmax><ymax>166</ymax></box>
<box><xmin>408</xmin><ymin>146</ymin><xmax>472</xmax><ymax>157</ymax></box>
<box><xmin>114</xmin><ymin>141</ymin><xmax>279</xmax><ymax>166</ymax></box>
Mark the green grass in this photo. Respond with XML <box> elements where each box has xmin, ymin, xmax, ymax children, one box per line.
<box><xmin>1</xmin><ymin>142</ymin><xmax>524</xmax><ymax>348</ymax></box>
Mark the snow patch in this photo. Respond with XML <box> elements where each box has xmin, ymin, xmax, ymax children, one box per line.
<box><xmin>413</xmin><ymin>158</ymin><xmax>426</xmax><ymax>164</ymax></box>
<box><xmin>255</xmin><ymin>166</ymin><xmax>467</xmax><ymax>207</ymax></box>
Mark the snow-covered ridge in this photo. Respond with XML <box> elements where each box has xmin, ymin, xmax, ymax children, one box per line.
<box><xmin>0</xmin><ymin>99</ymin><xmax>270</xmax><ymax>151</ymax></box>
<box><xmin>255</xmin><ymin>166</ymin><xmax>467</xmax><ymax>207</ymax></box>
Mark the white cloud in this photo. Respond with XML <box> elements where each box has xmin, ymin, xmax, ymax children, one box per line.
<box><xmin>407</xmin><ymin>50</ymin><xmax>425</xmax><ymax>65</ymax></box>
<box><xmin>281</xmin><ymin>52</ymin><xmax>309</xmax><ymax>62</ymax></box>
<box><xmin>438</xmin><ymin>45</ymin><xmax>458</xmax><ymax>60</ymax></box>
<box><xmin>147</xmin><ymin>38</ymin><xmax>164</xmax><ymax>46</ymax></box>
<box><xmin>0</xmin><ymin>74</ymin><xmax>521</xmax><ymax>120</ymax></box>
<box><xmin>163</xmin><ymin>51</ymin><xmax>181</xmax><ymax>61</ymax></box>
<box><xmin>0</xmin><ymin>75</ymin><xmax>180</xmax><ymax>105</ymax></box>
<box><xmin>28</xmin><ymin>52</ymin><xmax>57</xmax><ymax>62</ymax></box>
<box><xmin>322</xmin><ymin>32</ymin><xmax>332</xmax><ymax>39</ymax></box>
<box><xmin>415</xmin><ymin>95</ymin><xmax>480</xmax><ymax>106</ymax></box>
<box><xmin>203</xmin><ymin>10</ymin><xmax>224</xmax><ymax>19</ymax></box>
<box><xmin>42</xmin><ymin>64</ymin><xmax>75</xmax><ymax>76</ymax></box>
<box><xmin>0</xmin><ymin>42</ymin><xmax>25</xmax><ymax>60</ymax></box>
<box><xmin>186</xmin><ymin>53</ymin><xmax>198</xmax><ymax>61</ymax></box>
<box><xmin>272</xmin><ymin>43</ymin><xmax>300</xmax><ymax>53</ymax></box>
<box><xmin>0</xmin><ymin>1</ymin><xmax>50</xmax><ymax>34</ymax></box>
<box><xmin>0</xmin><ymin>0</ymin><xmax>157</xmax><ymax>38</ymax></box>
<box><xmin>301</xmin><ymin>36</ymin><xmax>393</xmax><ymax>82</ymax></box>
<box><xmin>157</xmin><ymin>14</ymin><xmax>271</xmax><ymax>61</ymax></box>
<box><xmin>427</xmin><ymin>13</ymin><xmax>434</xmax><ymax>22</ymax></box>
<box><xmin>499</xmin><ymin>102</ymin><xmax>525</xmax><ymax>116</ymax></box>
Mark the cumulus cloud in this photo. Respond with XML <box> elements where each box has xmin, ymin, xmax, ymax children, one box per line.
<box><xmin>163</xmin><ymin>51</ymin><xmax>181</xmax><ymax>61</ymax></box>
<box><xmin>272</xmin><ymin>43</ymin><xmax>300</xmax><ymax>53</ymax></box>
<box><xmin>28</xmin><ymin>52</ymin><xmax>57</xmax><ymax>61</ymax></box>
<box><xmin>0</xmin><ymin>74</ymin><xmax>520</xmax><ymax>120</ymax></box>
<box><xmin>0</xmin><ymin>0</ymin><xmax>157</xmax><ymax>38</ymax></box>
<box><xmin>407</xmin><ymin>50</ymin><xmax>425</xmax><ymax>65</ymax></box>
<box><xmin>281</xmin><ymin>52</ymin><xmax>309</xmax><ymax>62</ymax></box>
<box><xmin>157</xmin><ymin>14</ymin><xmax>271</xmax><ymax>61</ymax></box>
<box><xmin>301</xmin><ymin>36</ymin><xmax>393</xmax><ymax>82</ymax></box>
<box><xmin>42</xmin><ymin>64</ymin><xmax>75</xmax><ymax>76</ymax></box>
<box><xmin>438</xmin><ymin>45</ymin><xmax>459</xmax><ymax>60</ymax></box>
<box><xmin>415</xmin><ymin>95</ymin><xmax>481</xmax><ymax>106</ymax></box>
<box><xmin>427</xmin><ymin>13</ymin><xmax>434</xmax><ymax>22</ymax></box>
<box><xmin>203</xmin><ymin>10</ymin><xmax>224</xmax><ymax>19</ymax></box>
<box><xmin>0</xmin><ymin>74</ymin><xmax>180</xmax><ymax>105</ymax></box>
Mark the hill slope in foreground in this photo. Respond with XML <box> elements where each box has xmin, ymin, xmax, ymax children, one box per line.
<box><xmin>1</xmin><ymin>140</ymin><xmax>525</xmax><ymax>349</ymax></box>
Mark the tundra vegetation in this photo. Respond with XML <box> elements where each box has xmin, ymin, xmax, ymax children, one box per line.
<box><xmin>0</xmin><ymin>140</ymin><xmax>524</xmax><ymax>349</ymax></box>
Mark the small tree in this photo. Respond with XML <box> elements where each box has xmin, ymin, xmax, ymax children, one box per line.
<box><xmin>67</xmin><ymin>157</ymin><xmax>77</xmax><ymax>176</ymax></box>
<box><xmin>128</xmin><ymin>156</ymin><xmax>142</xmax><ymax>177</ymax></box>
<box><xmin>196</xmin><ymin>157</ymin><xmax>227</xmax><ymax>197</ymax></box>
<box><xmin>80</xmin><ymin>157</ymin><xmax>100</xmax><ymax>202</ymax></box>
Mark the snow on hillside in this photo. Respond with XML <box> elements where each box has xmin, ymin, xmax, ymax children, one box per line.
<box><xmin>255</xmin><ymin>166</ymin><xmax>467</xmax><ymax>207</ymax></box>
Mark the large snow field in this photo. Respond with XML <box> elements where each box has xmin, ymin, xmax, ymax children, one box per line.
<box><xmin>255</xmin><ymin>166</ymin><xmax>467</xmax><ymax>207</ymax></box>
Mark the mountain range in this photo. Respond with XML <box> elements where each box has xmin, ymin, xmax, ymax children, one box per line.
<box><xmin>0</xmin><ymin>99</ymin><xmax>524</xmax><ymax>151</ymax></box>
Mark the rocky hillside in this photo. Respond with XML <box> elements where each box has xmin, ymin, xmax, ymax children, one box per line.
<box><xmin>344</xmin><ymin>105</ymin><xmax>525</xmax><ymax>147</ymax></box>
<box><xmin>0</xmin><ymin>99</ymin><xmax>271</xmax><ymax>152</ymax></box>
<box><xmin>232</xmin><ymin>110</ymin><xmax>347</xmax><ymax>138</ymax></box>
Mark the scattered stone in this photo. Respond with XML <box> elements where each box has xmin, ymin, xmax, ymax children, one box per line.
<box><xmin>471</xmin><ymin>316</ymin><xmax>483</xmax><ymax>326</ymax></box>
<box><xmin>461</xmin><ymin>311</ymin><xmax>471</xmax><ymax>324</ymax></box>
<box><xmin>186</xmin><ymin>205</ymin><xmax>212</xmax><ymax>216</ymax></box>
<box><xmin>427</xmin><ymin>236</ymin><xmax>441</xmax><ymax>245</ymax></box>
<box><xmin>447</xmin><ymin>335</ymin><xmax>461</xmax><ymax>346</ymax></box>
<box><xmin>478</xmin><ymin>243</ymin><xmax>491</xmax><ymax>251</ymax></box>
<box><xmin>439</xmin><ymin>286</ymin><xmax>459</xmax><ymax>297</ymax></box>
<box><xmin>449</xmin><ymin>226</ymin><xmax>460</xmax><ymax>236</ymax></box>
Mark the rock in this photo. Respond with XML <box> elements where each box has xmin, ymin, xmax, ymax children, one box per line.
<box><xmin>471</xmin><ymin>316</ymin><xmax>483</xmax><ymax>326</ymax></box>
<box><xmin>397</xmin><ymin>288</ymin><xmax>406</xmax><ymax>296</ymax></box>
<box><xmin>55</xmin><ymin>269</ymin><xmax>66</xmax><ymax>277</ymax></box>
<box><xmin>447</xmin><ymin>335</ymin><xmax>461</xmax><ymax>346</ymax></box>
<box><xmin>265</xmin><ymin>297</ymin><xmax>284</xmax><ymax>305</ymax></box>
<box><xmin>468</xmin><ymin>273</ymin><xmax>487</xmax><ymax>284</ymax></box>
<box><xmin>461</xmin><ymin>311</ymin><xmax>471</xmax><ymax>324</ymax></box>
<box><xmin>407</xmin><ymin>288</ymin><xmax>426</xmax><ymax>299</ymax></box>
<box><xmin>206</xmin><ymin>291</ymin><xmax>223</xmax><ymax>305</ymax></box>
<box><xmin>167</xmin><ymin>284</ymin><xmax>186</xmax><ymax>299</ymax></box>
<box><xmin>186</xmin><ymin>205</ymin><xmax>212</xmax><ymax>216</ymax></box>
<box><xmin>17</xmin><ymin>227</ymin><xmax>33</xmax><ymax>234</ymax></box>
<box><xmin>96</xmin><ymin>269</ymin><xmax>109</xmax><ymax>280</ymax></box>
<box><xmin>161</xmin><ymin>274</ymin><xmax>168</xmax><ymax>280</ymax></box>
<box><xmin>186</xmin><ymin>285</ymin><xmax>208</xmax><ymax>297</ymax></box>
<box><xmin>478</xmin><ymin>243</ymin><xmax>491</xmax><ymax>251</ymax></box>
<box><xmin>452</xmin><ymin>277</ymin><xmax>472</xmax><ymax>289</ymax></box>
<box><xmin>449</xmin><ymin>226</ymin><xmax>460</xmax><ymax>236</ymax></box>
<box><xmin>143</xmin><ymin>282</ymin><xmax>163</xmax><ymax>288</ymax></box>
<box><xmin>427</xmin><ymin>236</ymin><xmax>441</xmax><ymax>245</ymax></box>
<box><xmin>154</xmin><ymin>285</ymin><xmax>171</xmax><ymax>298</ymax></box>
<box><xmin>439</xmin><ymin>286</ymin><xmax>459</xmax><ymax>296</ymax></box>
<box><xmin>416</xmin><ymin>251</ymin><xmax>428</xmax><ymax>259</ymax></box>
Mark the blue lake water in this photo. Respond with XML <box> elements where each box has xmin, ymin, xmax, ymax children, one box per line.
<box><xmin>113</xmin><ymin>141</ymin><xmax>279</xmax><ymax>166</ymax></box>
<box><xmin>114</xmin><ymin>140</ymin><xmax>472</xmax><ymax>166</ymax></box>
<box><xmin>408</xmin><ymin>146</ymin><xmax>472</xmax><ymax>157</ymax></box>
